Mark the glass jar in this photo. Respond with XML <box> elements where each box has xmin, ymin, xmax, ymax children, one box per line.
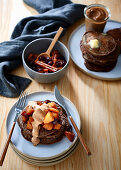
<box><xmin>84</xmin><ymin>4</ymin><xmax>111</xmax><ymax>32</ymax></box>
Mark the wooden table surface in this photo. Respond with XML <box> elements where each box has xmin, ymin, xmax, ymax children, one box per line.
<box><xmin>0</xmin><ymin>0</ymin><xmax>121</xmax><ymax>169</ymax></box>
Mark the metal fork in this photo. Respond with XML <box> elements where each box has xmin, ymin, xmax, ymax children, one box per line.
<box><xmin>0</xmin><ymin>91</ymin><xmax>27</xmax><ymax>166</ymax></box>
<box><xmin>14</xmin><ymin>91</ymin><xmax>27</xmax><ymax>122</ymax></box>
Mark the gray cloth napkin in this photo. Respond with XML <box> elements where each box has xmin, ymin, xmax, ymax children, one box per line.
<box><xmin>0</xmin><ymin>0</ymin><xmax>86</xmax><ymax>97</ymax></box>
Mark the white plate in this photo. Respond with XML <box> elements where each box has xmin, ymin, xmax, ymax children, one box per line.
<box><xmin>6</xmin><ymin>91</ymin><xmax>81</xmax><ymax>160</ymax></box>
<box><xmin>68</xmin><ymin>20</ymin><xmax>121</xmax><ymax>80</ymax></box>
<box><xmin>13</xmin><ymin>140</ymin><xmax>79</xmax><ymax>166</ymax></box>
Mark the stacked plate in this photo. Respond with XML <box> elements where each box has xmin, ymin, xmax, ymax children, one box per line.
<box><xmin>6</xmin><ymin>92</ymin><xmax>81</xmax><ymax>166</ymax></box>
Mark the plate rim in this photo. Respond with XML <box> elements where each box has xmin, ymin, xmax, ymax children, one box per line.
<box><xmin>6</xmin><ymin>91</ymin><xmax>81</xmax><ymax>160</ymax></box>
<box><xmin>10</xmin><ymin>139</ymin><xmax>79</xmax><ymax>163</ymax></box>
<box><xmin>68</xmin><ymin>19</ymin><xmax>121</xmax><ymax>81</ymax></box>
<box><xmin>11</xmin><ymin>139</ymin><xmax>79</xmax><ymax>166</ymax></box>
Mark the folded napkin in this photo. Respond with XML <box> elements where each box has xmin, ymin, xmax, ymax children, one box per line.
<box><xmin>0</xmin><ymin>0</ymin><xmax>86</xmax><ymax>98</ymax></box>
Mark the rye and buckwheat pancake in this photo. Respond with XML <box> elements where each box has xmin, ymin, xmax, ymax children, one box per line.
<box><xmin>17</xmin><ymin>100</ymin><xmax>74</xmax><ymax>145</ymax></box>
<box><xmin>80</xmin><ymin>31</ymin><xmax>120</xmax><ymax>72</ymax></box>
<box><xmin>107</xmin><ymin>28</ymin><xmax>121</xmax><ymax>51</ymax></box>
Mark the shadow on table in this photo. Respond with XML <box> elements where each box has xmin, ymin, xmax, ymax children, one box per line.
<box><xmin>22</xmin><ymin>1</ymin><xmax>39</xmax><ymax>15</ymax></box>
<box><xmin>74</xmin><ymin>60</ymin><xmax>121</xmax><ymax>108</ymax></box>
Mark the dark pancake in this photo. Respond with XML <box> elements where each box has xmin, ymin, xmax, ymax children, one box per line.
<box><xmin>84</xmin><ymin>60</ymin><xmax>117</xmax><ymax>72</ymax></box>
<box><xmin>17</xmin><ymin>101</ymin><xmax>70</xmax><ymax>144</ymax></box>
<box><xmin>80</xmin><ymin>31</ymin><xmax>120</xmax><ymax>72</ymax></box>
<box><xmin>82</xmin><ymin>31</ymin><xmax>117</xmax><ymax>57</ymax></box>
<box><xmin>80</xmin><ymin>41</ymin><xmax>120</xmax><ymax>66</ymax></box>
<box><xmin>107</xmin><ymin>28</ymin><xmax>121</xmax><ymax>51</ymax></box>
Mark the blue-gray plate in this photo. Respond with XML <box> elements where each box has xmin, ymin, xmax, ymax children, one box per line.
<box><xmin>68</xmin><ymin>20</ymin><xmax>121</xmax><ymax>80</ymax></box>
<box><xmin>6</xmin><ymin>92</ymin><xmax>81</xmax><ymax>160</ymax></box>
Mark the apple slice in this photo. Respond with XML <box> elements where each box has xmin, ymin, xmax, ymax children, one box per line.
<box><xmin>29</xmin><ymin>116</ymin><xmax>34</xmax><ymax>123</ymax></box>
<box><xmin>45</xmin><ymin>109</ymin><xmax>48</xmax><ymax>114</ymax></box>
<box><xmin>64</xmin><ymin>131</ymin><xmax>75</xmax><ymax>142</ymax></box>
<box><xmin>44</xmin><ymin>112</ymin><xmax>54</xmax><ymax>124</ymax></box>
<box><xmin>37</xmin><ymin>101</ymin><xmax>42</xmax><ymax>106</ymax></box>
<box><xmin>26</xmin><ymin>106</ymin><xmax>34</xmax><ymax>115</ymax></box>
<box><xmin>48</xmin><ymin>108</ymin><xmax>59</xmax><ymax>113</ymax></box>
<box><xmin>21</xmin><ymin>111</ymin><xmax>29</xmax><ymax>121</ymax></box>
<box><xmin>21</xmin><ymin>110</ymin><xmax>26</xmax><ymax>116</ymax></box>
<box><xmin>43</xmin><ymin>123</ymin><xmax>53</xmax><ymax>130</ymax></box>
<box><xmin>53</xmin><ymin>123</ymin><xmax>61</xmax><ymax>130</ymax></box>
<box><xmin>48</xmin><ymin>102</ymin><xmax>57</xmax><ymax>108</ymax></box>
<box><xmin>22</xmin><ymin>115</ymin><xmax>27</xmax><ymax>123</ymax></box>
<box><xmin>27</xmin><ymin>120</ymin><xmax>33</xmax><ymax>130</ymax></box>
<box><xmin>52</xmin><ymin>112</ymin><xmax>59</xmax><ymax>119</ymax></box>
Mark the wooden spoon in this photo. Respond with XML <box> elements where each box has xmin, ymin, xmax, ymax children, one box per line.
<box><xmin>37</xmin><ymin>27</ymin><xmax>63</xmax><ymax>59</ymax></box>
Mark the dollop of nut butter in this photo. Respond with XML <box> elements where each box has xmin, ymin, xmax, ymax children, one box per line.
<box><xmin>30</xmin><ymin>102</ymin><xmax>49</xmax><ymax>146</ymax></box>
<box><xmin>88</xmin><ymin>39</ymin><xmax>100</xmax><ymax>48</ymax></box>
<box><xmin>84</xmin><ymin>5</ymin><xmax>110</xmax><ymax>32</ymax></box>
<box><xmin>86</xmin><ymin>7</ymin><xmax>108</xmax><ymax>22</ymax></box>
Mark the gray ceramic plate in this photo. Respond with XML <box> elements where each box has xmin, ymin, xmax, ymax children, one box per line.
<box><xmin>6</xmin><ymin>92</ymin><xmax>81</xmax><ymax>160</ymax></box>
<box><xmin>68</xmin><ymin>20</ymin><xmax>121</xmax><ymax>80</ymax></box>
<box><xmin>11</xmin><ymin>139</ymin><xmax>79</xmax><ymax>165</ymax></box>
<box><xmin>11</xmin><ymin>138</ymin><xmax>79</xmax><ymax>162</ymax></box>
<box><xmin>13</xmin><ymin>141</ymin><xmax>79</xmax><ymax>166</ymax></box>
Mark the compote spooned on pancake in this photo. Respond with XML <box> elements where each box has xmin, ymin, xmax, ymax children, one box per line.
<box><xmin>17</xmin><ymin>100</ymin><xmax>75</xmax><ymax>146</ymax></box>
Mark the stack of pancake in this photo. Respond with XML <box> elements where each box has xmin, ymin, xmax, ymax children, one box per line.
<box><xmin>80</xmin><ymin>31</ymin><xmax>120</xmax><ymax>72</ymax></box>
<box><xmin>17</xmin><ymin>101</ymin><xmax>72</xmax><ymax>145</ymax></box>
<box><xmin>107</xmin><ymin>28</ymin><xmax>121</xmax><ymax>51</ymax></box>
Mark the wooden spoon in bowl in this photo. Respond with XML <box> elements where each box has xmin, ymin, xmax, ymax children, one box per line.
<box><xmin>37</xmin><ymin>27</ymin><xmax>63</xmax><ymax>59</ymax></box>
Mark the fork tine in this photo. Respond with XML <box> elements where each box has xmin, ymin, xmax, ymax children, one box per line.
<box><xmin>15</xmin><ymin>91</ymin><xmax>28</xmax><ymax>111</ymax></box>
<box><xmin>18</xmin><ymin>92</ymin><xmax>24</xmax><ymax>108</ymax></box>
<box><xmin>16</xmin><ymin>91</ymin><xmax>23</xmax><ymax>107</ymax></box>
<box><xmin>21</xmin><ymin>92</ymin><xmax>27</xmax><ymax>108</ymax></box>
<box><xmin>24</xmin><ymin>92</ymin><xmax>28</xmax><ymax>106</ymax></box>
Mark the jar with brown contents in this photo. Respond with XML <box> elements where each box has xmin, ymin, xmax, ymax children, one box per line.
<box><xmin>84</xmin><ymin>4</ymin><xmax>111</xmax><ymax>32</ymax></box>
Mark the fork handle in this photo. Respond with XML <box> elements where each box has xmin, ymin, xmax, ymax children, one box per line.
<box><xmin>0</xmin><ymin>122</ymin><xmax>16</xmax><ymax>166</ymax></box>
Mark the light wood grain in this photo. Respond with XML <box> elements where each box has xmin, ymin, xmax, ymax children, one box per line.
<box><xmin>0</xmin><ymin>0</ymin><xmax>121</xmax><ymax>170</ymax></box>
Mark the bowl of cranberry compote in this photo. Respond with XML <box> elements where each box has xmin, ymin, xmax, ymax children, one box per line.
<box><xmin>22</xmin><ymin>38</ymin><xmax>69</xmax><ymax>83</ymax></box>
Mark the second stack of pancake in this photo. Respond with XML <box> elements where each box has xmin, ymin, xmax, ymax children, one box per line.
<box><xmin>80</xmin><ymin>31</ymin><xmax>120</xmax><ymax>72</ymax></box>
